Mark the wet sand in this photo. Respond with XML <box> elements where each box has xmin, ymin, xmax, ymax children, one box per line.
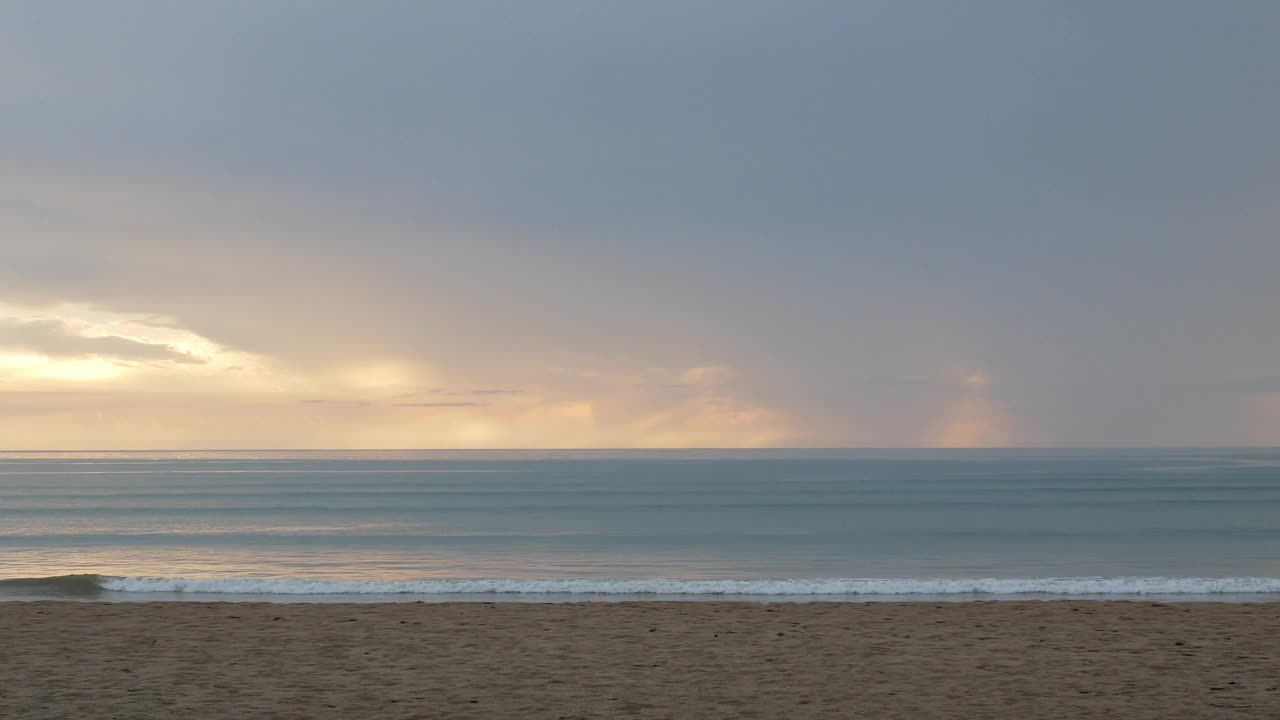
<box><xmin>1</xmin><ymin>601</ymin><xmax>1277</xmax><ymax>719</ymax></box>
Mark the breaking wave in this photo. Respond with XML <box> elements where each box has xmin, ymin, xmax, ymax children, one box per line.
<box><xmin>91</xmin><ymin>575</ymin><xmax>1280</xmax><ymax>596</ymax></box>
<box><xmin>0</xmin><ymin>574</ymin><xmax>108</xmax><ymax>597</ymax></box>
<box><xmin>5</xmin><ymin>575</ymin><xmax>1280</xmax><ymax>599</ymax></box>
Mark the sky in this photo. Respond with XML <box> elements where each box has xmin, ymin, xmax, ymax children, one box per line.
<box><xmin>2</xmin><ymin>1</ymin><xmax>1279</xmax><ymax>449</ymax></box>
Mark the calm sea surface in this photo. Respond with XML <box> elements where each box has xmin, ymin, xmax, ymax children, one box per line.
<box><xmin>2</xmin><ymin>448</ymin><xmax>1278</xmax><ymax>601</ymax></box>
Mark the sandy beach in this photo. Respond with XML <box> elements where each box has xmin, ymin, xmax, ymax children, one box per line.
<box><xmin>0</xmin><ymin>601</ymin><xmax>1276</xmax><ymax>719</ymax></box>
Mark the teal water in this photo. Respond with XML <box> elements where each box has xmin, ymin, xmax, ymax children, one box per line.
<box><xmin>1</xmin><ymin>448</ymin><xmax>1278</xmax><ymax>601</ymax></box>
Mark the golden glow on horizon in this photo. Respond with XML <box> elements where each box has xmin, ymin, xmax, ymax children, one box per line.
<box><xmin>0</xmin><ymin>298</ymin><xmax>1067</xmax><ymax>450</ymax></box>
<box><xmin>339</xmin><ymin>362</ymin><xmax>425</xmax><ymax>392</ymax></box>
<box><xmin>0</xmin><ymin>319</ymin><xmax>1053</xmax><ymax>449</ymax></box>
<box><xmin>0</xmin><ymin>302</ymin><xmax>1054</xmax><ymax>450</ymax></box>
<box><xmin>936</xmin><ymin>369</ymin><xmax>1013</xmax><ymax>448</ymax></box>
<box><xmin>0</xmin><ymin>301</ymin><xmax>272</xmax><ymax>388</ymax></box>
<box><xmin>0</xmin><ymin>353</ymin><xmax>125</xmax><ymax>382</ymax></box>
<box><xmin>0</xmin><ymin>301</ymin><xmax>793</xmax><ymax>449</ymax></box>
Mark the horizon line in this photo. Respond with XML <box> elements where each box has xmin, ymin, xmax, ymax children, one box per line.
<box><xmin>1</xmin><ymin>445</ymin><xmax>1278</xmax><ymax>453</ymax></box>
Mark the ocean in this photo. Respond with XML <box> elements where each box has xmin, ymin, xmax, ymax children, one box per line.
<box><xmin>2</xmin><ymin>448</ymin><xmax>1278</xmax><ymax>602</ymax></box>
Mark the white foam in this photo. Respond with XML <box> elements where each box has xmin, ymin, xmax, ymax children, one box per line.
<box><xmin>98</xmin><ymin>576</ymin><xmax>1280</xmax><ymax>596</ymax></box>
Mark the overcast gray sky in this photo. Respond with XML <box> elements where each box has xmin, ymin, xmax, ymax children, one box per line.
<box><xmin>2</xmin><ymin>1</ymin><xmax>1279</xmax><ymax>448</ymax></box>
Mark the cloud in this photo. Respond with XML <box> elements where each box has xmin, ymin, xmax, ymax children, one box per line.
<box><xmin>0</xmin><ymin>318</ymin><xmax>199</xmax><ymax>363</ymax></box>
<box><xmin>0</xmin><ymin>301</ymin><xmax>275</xmax><ymax>392</ymax></box>
<box><xmin>413</xmin><ymin>388</ymin><xmax>524</xmax><ymax>397</ymax></box>
<box><xmin>394</xmin><ymin>402</ymin><xmax>485</xmax><ymax>408</ymax></box>
<box><xmin>301</xmin><ymin>399</ymin><xmax>372</xmax><ymax>407</ymax></box>
<box><xmin>3</xmin><ymin>3</ymin><xmax>1280</xmax><ymax>447</ymax></box>
<box><xmin>679</xmin><ymin>366</ymin><xmax>736</xmax><ymax>387</ymax></box>
<box><xmin>853</xmin><ymin>378</ymin><xmax>939</xmax><ymax>390</ymax></box>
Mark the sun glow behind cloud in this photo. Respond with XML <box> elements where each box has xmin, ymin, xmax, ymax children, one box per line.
<box><xmin>0</xmin><ymin>298</ymin><xmax>1035</xmax><ymax>449</ymax></box>
<box><xmin>936</xmin><ymin>369</ymin><xmax>1015</xmax><ymax>448</ymax></box>
<box><xmin>0</xmin><ymin>301</ymin><xmax>797</xmax><ymax>449</ymax></box>
<box><xmin>0</xmin><ymin>353</ymin><xmax>125</xmax><ymax>382</ymax></box>
<box><xmin>0</xmin><ymin>302</ymin><xmax>272</xmax><ymax>392</ymax></box>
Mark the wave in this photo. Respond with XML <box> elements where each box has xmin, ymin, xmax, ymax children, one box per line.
<box><xmin>0</xmin><ymin>574</ymin><xmax>108</xmax><ymax>597</ymax></box>
<box><xmin>6</xmin><ymin>575</ymin><xmax>1280</xmax><ymax>599</ymax></box>
<box><xmin>85</xmin><ymin>575</ymin><xmax>1280</xmax><ymax>596</ymax></box>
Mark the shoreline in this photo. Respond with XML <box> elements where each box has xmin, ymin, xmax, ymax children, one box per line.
<box><xmin>6</xmin><ymin>572</ymin><xmax>1280</xmax><ymax>604</ymax></box>
<box><xmin>4</xmin><ymin>600</ymin><xmax>1277</xmax><ymax>718</ymax></box>
<box><xmin>6</xmin><ymin>594</ymin><xmax>1280</xmax><ymax>604</ymax></box>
